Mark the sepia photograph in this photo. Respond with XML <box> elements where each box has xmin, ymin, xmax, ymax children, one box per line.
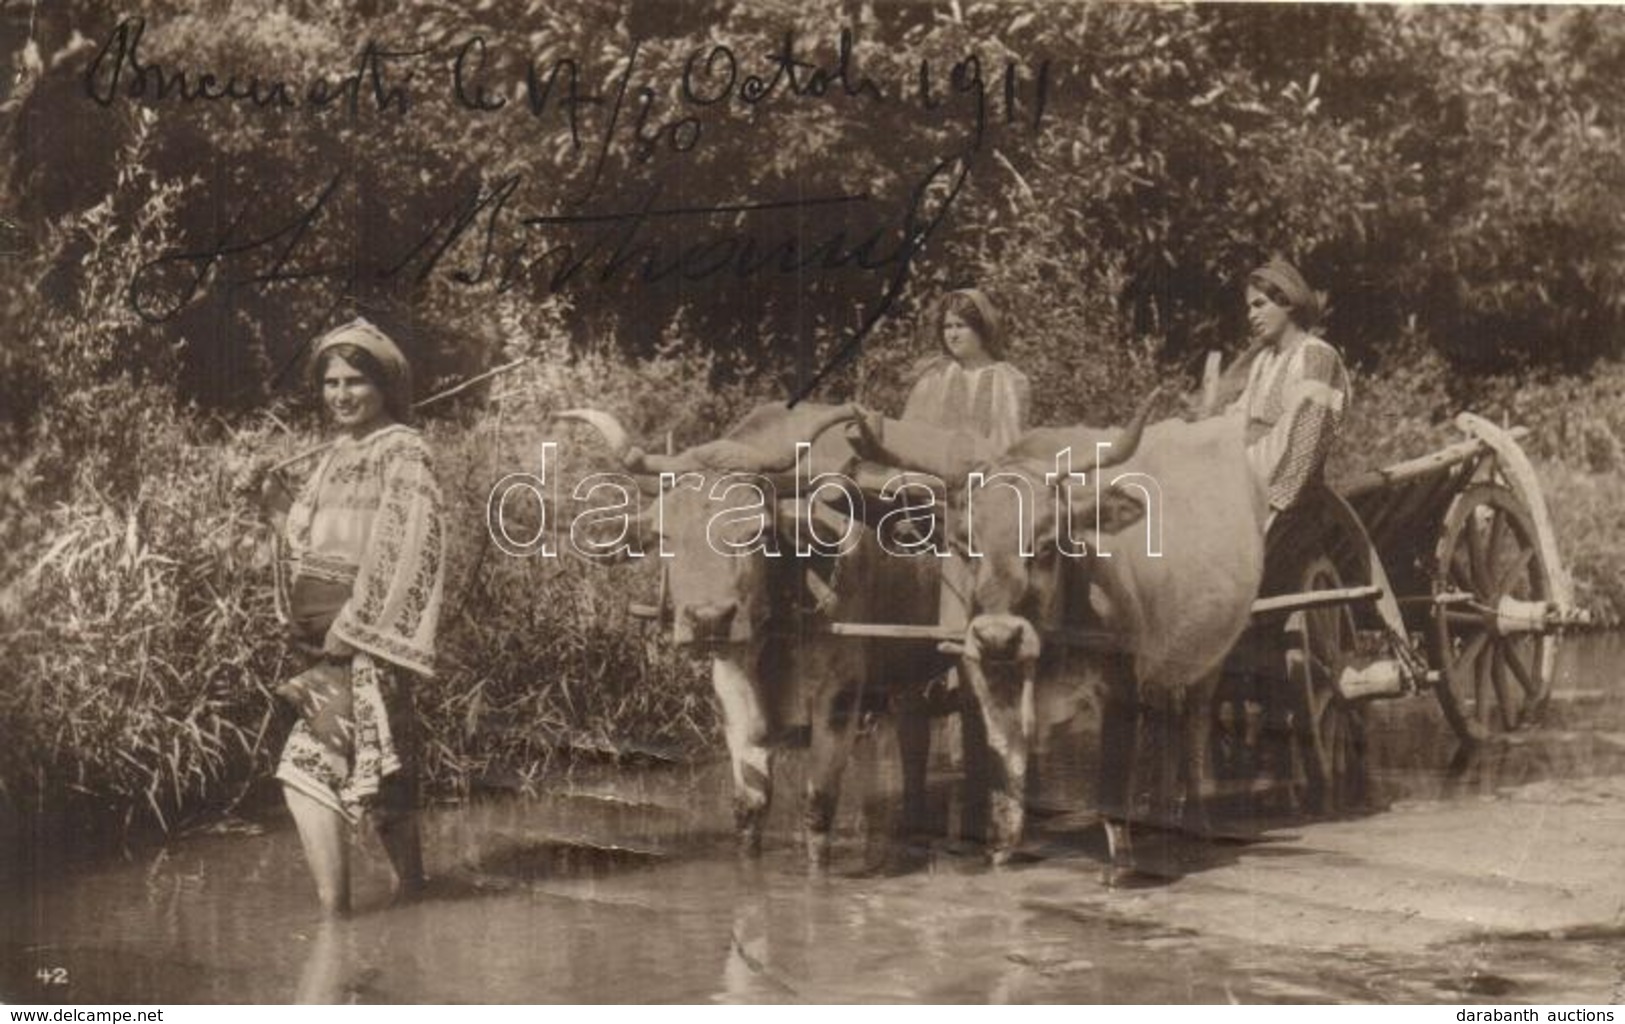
<box><xmin>2</xmin><ymin>0</ymin><xmax>1625</xmax><ymax>1005</ymax></box>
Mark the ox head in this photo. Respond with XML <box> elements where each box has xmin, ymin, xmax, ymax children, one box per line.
<box><xmin>959</xmin><ymin>394</ymin><xmax>1159</xmax><ymax>661</ymax></box>
<box><xmin>554</xmin><ymin>403</ymin><xmax>859</xmax><ymax>648</ymax></box>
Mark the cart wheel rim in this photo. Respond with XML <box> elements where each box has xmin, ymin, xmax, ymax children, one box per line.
<box><xmin>1432</xmin><ymin>484</ymin><xmax>1551</xmax><ymax>741</ymax></box>
<box><xmin>1284</xmin><ymin>555</ymin><xmax>1366</xmax><ymax>815</ymax></box>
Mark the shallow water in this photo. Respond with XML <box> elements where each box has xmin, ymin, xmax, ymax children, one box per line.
<box><xmin>3</xmin><ymin>634</ymin><xmax>1623</xmax><ymax>1003</ymax></box>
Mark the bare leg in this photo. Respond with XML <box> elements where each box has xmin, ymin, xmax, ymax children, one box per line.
<box><xmin>284</xmin><ymin>785</ymin><xmax>350</xmax><ymax>917</ymax></box>
<box><xmin>293</xmin><ymin>918</ymin><xmax>352</xmax><ymax>1004</ymax></box>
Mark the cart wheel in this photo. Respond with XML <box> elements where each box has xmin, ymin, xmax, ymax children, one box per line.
<box><xmin>1284</xmin><ymin>555</ymin><xmax>1367</xmax><ymax>815</ymax></box>
<box><xmin>1432</xmin><ymin>483</ymin><xmax>1551</xmax><ymax>741</ymax></box>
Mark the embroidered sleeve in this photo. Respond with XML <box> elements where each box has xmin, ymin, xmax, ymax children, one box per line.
<box><xmin>331</xmin><ymin>435</ymin><xmax>446</xmax><ymax>676</ymax></box>
<box><xmin>985</xmin><ymin>365</ymin><xmax>1031</xmax><ymax>453</ymax></box>
<box><xmin>1220</xmin><ymin>343</ymin><xmax>1266</xmax><ymax>416</ymax></box>
<box><xmin>901</xmin><ymin>363</ymin><xmax>948</xmax><ymax>425</ymax></box>
<box><xmin>1264</xmin><ymin>342</ymin><xmax>1348</xmax><ymax>511</ymax></box>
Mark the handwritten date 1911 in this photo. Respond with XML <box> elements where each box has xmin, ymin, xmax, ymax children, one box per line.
<box><xmin>85</xmin><ymin>19</ymin><xmax>1048</xmax><ymax>191</ymax></box>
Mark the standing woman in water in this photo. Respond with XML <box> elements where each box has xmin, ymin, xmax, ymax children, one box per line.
<box><xmin>254</xmin><ymin>318</ymin><xmax>446</xmax><ymax>916</ymax></box>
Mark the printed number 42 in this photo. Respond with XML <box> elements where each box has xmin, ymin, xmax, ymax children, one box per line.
<box><xmin>36</xmin><ymin>967</ymin><xmax>68</xmax><ymax>985</ymax></box>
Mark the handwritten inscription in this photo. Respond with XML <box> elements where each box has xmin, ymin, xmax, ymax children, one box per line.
<box><xmin>84</xmin><ymin>16</ymin><xmax>1050</xmax><ymax>401</ymax></box>
<box><xmin>86</xmin><ymin>18</ymin><xmax>1047</xmax><ymax>128</ymax></box>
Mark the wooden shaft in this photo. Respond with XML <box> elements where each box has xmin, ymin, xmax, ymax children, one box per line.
<box><xmin>1336</xmin><ymin>426</ymin><xmax>1528</xmax><ymax>499</ymax></box>
<box><xmin>824</xmin><ymin>623</ymin><xmax>965</xmax><ymax>641</ymax></box>
<box><xmin>1249</xmin><ymin>584</ymin><xmax>1383</xmax><ymax>616</ymax></box>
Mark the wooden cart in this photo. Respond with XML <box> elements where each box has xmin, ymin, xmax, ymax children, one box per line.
<box><xmin>817</xmin><ymin>411</ymin><xmax>1589</xmax><ymax>818</ymax></box>
<box><xmin>631</xmin><ymin>409</ymin><xmax>1588</xmax><ymax>820</ymax></box>
<box><xmin>1214</xmin><ymin>412</ymin><xmax>1588</xmax><ymax>813</ymax></box>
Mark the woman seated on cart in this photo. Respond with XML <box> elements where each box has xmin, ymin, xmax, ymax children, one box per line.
<box><xmin>899</xmin><ymin>287</ymin><xmax>1030</xmax><ymax>451</ymax></box>
<box><xmin>1224</xmin><ymin>258</ymin><xmax>1351</xmax><ymax>532</ymax></box>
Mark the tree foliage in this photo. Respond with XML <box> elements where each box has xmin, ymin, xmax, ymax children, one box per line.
<box><xmin>7</xmin><ymin>1</ymin><xmax>1625</xmax><ymax>440</ymax></box>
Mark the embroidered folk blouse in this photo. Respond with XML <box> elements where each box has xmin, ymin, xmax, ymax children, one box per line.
<box><xmin>902</xmin><ymin>358</ymin><xmax>1032</xmax><ymax>454</ymax></box>
<box><xmin>284</xmin><ymin>424</ymin><xmax>446</xmax><ymax>677</ymax></box>
<box><xmin>1230</xmin><ymin>335</ymin><xmax>1350</xmax><ymax>512</ymax></box>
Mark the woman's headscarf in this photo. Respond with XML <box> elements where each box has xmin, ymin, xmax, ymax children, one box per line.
<box><xmin>1247</xmin><ymin>258</ymin><xmax>1326</xmax><ymax>331</ymax></box>
<box><xmin>308</xmin><ymin>318</ymin><xmax>414</xmax><ymax>423</ymax></box>
<box><xmin>936</xmin><ymin>288</ymin><xmax>1007</xmax><ymax>362</ymax></box>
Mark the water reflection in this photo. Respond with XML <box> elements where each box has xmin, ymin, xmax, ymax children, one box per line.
<box><xmin>2</xmin><ymin>633</ymin><xmax>1621</xmax><ymax>1003</ymax></box>
<box><xmin>293</xmin><ymin>921</ymin><xmax>352</xmax><ymax>1005</ymax></box>
<box><xmin>1363</xmin><ymin>631</ymin><xmax>1625</xmax><ymax>807</ymax></box>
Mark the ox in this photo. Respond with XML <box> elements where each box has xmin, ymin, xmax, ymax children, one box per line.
<box><xmin>554</xmin><ymin>401</ymin><xmax>961</xmax><ymax>866</ymax></box>
<box><xmin>862</xmin><ymin>407</ymin><xmax>1266</xmax><ymax>881</ymax></box>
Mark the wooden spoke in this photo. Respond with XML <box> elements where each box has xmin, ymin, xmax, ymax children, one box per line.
<box><xmin>1448</xmin><ymin>551</ymin><xmax>1475</xmax><ymax>594</ymax></box>
<box><xmin>1464</xmin><ymin>513</ymin><xmax>1490</xmax><ymax>594</ymax></box>
<box><xmin>1472</xmin><ymin>636</ymin><xmax>1492</xmax><ymax>728</ymax></box>
<box><xmin>1485</xmin><ymin>507</ymin><xmax>1508</xmax><ymax>582</ymax></box>
<box><xmin>1454</xmin><ymin>629</ymin><xmax>1490</xmax><ymax>679</ymax></box>
<box><xmin>1501</xmin><ymin>636</ymin><xmax>1540</xmax><ymax>699</ymax></box>
<box><xmin>1492</xmin><ymin>544</ymin><xmax>1535</xmax><ymax>598</ymax></box>
<box><xmin>1490</xmin><ymin>644</ymin><xmax>1518</xmax><ymax>731</ymax></box>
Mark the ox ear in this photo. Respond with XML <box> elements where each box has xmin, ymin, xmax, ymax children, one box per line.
<box><xmin>1097</xmin><ymin>484</ymin><xmax>1147</xmax><ymax>535</ymax></box>
<box><xmin>1067</xmin><ymin>484</ymin><xmax>1146</xmax><ymax>537</ymax></box>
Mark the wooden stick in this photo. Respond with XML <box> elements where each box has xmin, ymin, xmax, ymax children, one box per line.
<box><xmin>268</xmin><ymin>357</ymin><xmax>531</xmax><ymax>474</ymax></box>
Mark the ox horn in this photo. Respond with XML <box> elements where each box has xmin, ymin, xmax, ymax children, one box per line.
<box><xmin>741</xmin><ymin>402</ymin><xmax>860</xmax><ymax>475</ymax></box>
<box><xmin>553</xmin><ymin>408</ymin><xmax>682</xmax><ymax>474</ymax></box>
<box><xmin>554</xmin><ymin>408</ymin><xmax>635</xmax><ymax>459</ymax></box>
<box><xmin>643</xmin><ymin>402</ymin><xmax>860</xmax><ymax>477</ymax></box>
<box><xmin>1097</xmin><ymin>387</ymin><xmax>1163</xmax><ymax>471</ymax></box>
<box><xmin>558</xmin><ymin>403</ymin><xmax>860</xmax><ymax>477</ymax></box>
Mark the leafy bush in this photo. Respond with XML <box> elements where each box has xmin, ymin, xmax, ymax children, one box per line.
<box><xmin>0</xmin><ymin>374</ymin><xmax>728</xmax><ymax>849</ymax></box>
<box><xmin>0</xmin><ymin>390</ymin><xmax>284</xmax><ymax>852</ymax></box>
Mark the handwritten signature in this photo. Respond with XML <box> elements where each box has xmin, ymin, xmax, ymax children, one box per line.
<box><xmin>126</xmin><ymin>157</ymin><xmax>970</xmax><ymax>403</ymax></box>
<box><xmin>92</xmin><ymin>15</ymin><xmax>1043</xmax><ymax>402</ymax></box>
